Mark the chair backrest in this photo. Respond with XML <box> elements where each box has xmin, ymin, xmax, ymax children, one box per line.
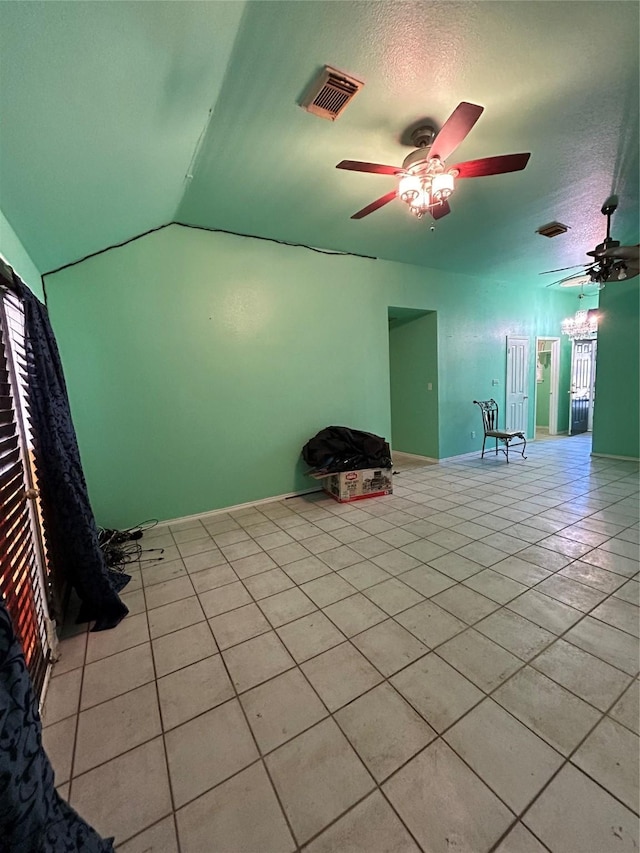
<box><xmin>473</xmin><ymin>399</ymin><xmax>499</xmax><ymax>433</ymax></box>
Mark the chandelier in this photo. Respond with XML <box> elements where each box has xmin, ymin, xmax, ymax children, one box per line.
<box><xmin>561</xmin><ymin>308</ymin><xmax>598</xmax><ymax>339</ymax></box>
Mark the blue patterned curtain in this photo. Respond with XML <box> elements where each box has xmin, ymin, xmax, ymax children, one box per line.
<box><xmin>0</xmin><ymin>599</ymin><xmax>114</xmax><ymax>851</ymax></box>
<box><xmin>9</xmin><ymin>272</ymin><xmax>128</xmax><ymax>630</ymax></box>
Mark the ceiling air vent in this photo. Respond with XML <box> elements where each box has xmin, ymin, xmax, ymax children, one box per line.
<box><xmin>301</xmin><ymin>66</ymin><xmax>364</xmax><ymax>121</ymax></box>
<box><xmin>536</xmin><ymin>221</ymin><xmax>570</xmax><ymax>238</ymax></box>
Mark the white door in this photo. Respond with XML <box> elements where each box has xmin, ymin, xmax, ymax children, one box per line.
<box><xmin>506</xmin><ymin>336</ymin><xmax>530</xmax><ymax>434</ymax></box>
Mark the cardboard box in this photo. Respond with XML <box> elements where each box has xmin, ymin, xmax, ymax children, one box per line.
<box><xmin>322</xmin><ymin>468</ymin><xmax>393</xmax><ymax>503</ymax></box>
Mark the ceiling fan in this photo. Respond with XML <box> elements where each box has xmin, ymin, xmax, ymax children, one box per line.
<box><xmin>336</xmin><ymin>101</ymin><xmax>531</xmax><ymax>220</ymax></box>
<box><xmin>542</xmin><ymin>195</ymin><xmax>640</xmax><ymax>288</ymax></box>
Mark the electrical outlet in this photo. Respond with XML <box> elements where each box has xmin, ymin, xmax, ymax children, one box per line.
<box><xmin>427</xmin><ymin>382</ymin><xmax>433</xmax><ymax>391</ymax></box>
<box><xmin>471</xmin><ymin>431</ymin><xmax>476</xmax><ymax>439</ymax></box>
<box><xmin>492</xmin><ymin>379</ymin><xmax>499</xmax><ymax>386</ymax></box>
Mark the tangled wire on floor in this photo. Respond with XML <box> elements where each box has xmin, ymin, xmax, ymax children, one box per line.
<box><xmin>97</xmin><ymin>520</ymin><xmax>163</xmax><ymax>574</ymax></box>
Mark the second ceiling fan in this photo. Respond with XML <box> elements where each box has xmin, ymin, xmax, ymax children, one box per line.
<box><xmin>337</xmin><ymin>101</ymin><xmax>530</xmax><ymax>220</ymax></box>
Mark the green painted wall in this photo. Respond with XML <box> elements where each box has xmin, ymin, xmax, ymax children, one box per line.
<box><xmin>536</xmin><ymin>352</ymin><xmax>551</xmax><ymax>427</ymax></box>
<box><xmin>45</xmin><ymin>224</ymin><xmax>580</xmax><ymax>527</ymax></box>
<box><xmin>0</xmin><ymin>208</ymin><xmax>43</xmax><ymax>300</ymax></box>
<box><xmin>389</xmin><ymin>312</ymin><xmax>438</xmax><ymax>457</ymax></box>
<box><xmin>592</xmin><ymin>279</ymin><xmax>640</xmax><ymax>459</ymax></box>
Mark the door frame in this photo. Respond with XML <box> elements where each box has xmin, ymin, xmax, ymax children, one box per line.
<box><xmin>534</xmin><ymin>336</ymin><xmax>561</xmax><ymax>437</ymax></box>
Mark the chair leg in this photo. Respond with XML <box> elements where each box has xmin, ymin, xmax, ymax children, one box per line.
<box><xmin>520</xmin><ymin>436</ymin><xmax>527</xmax><ymax>459</ymax></box>
<box><xmin>495</xmin><ymin>437</ymin><xmax>498</xmax><ymax>456</ymax></box>
<box><xmin>505</xmin><ymin>440</ymin><xmax>509</xmax><ymax>463</ymax></box>
<box><xmin>481</xmin><ymin>435</ymin><xmax>486</xmax><ymax>458</ymax></box>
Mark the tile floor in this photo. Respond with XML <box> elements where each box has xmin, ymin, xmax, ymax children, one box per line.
<box><xmin>42</xmin><ymin>435</ymin><xmax>640</xmax><ymax>852</ymax></box>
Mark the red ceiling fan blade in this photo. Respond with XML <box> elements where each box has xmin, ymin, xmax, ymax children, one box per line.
<box><xmin>431</xmin><ymin>200</ymin><xmax>451</xmax><ymax>220</ymax></box>
<box><xmin>337</xmin><ymin>160</ymin><xmax>401</xmax><ymax>176</ymax></box>
<box><xmin>429</xmin><ymin>102</ymin><xmax>484</xmax><ymax>162</ymax></box>
<box><xmin>451</xmin><ymin>153</ymin><xmax>531</xmax><ymax>178</ymax></box>
<box><xmin>351</xmin><ymin>190</ymin><xmax>398</xmax><ymax>219</ymax></box>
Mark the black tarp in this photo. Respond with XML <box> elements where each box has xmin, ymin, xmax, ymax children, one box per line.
<box><xmin>302</xmin><ymin>426</ymin><xmax>392</xmax><ymax>474</ymax></box>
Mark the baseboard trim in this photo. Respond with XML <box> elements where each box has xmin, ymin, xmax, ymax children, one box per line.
<box><xmin>590</xmin><ymin>452</ymin><xmax>640</xmax><ymax>462</ymax></box>
<box><xmin>392</xmin><ymin>451</ymin><xmax>438</xmax><ymax>463</ymax></box>
<box><xmin>152</xmin><ymin>486</ymin><xmax>324</xmax><ymax>530</ymax></box>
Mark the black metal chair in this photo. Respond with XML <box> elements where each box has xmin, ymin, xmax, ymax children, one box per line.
<box><xmin>473</xmin><ymin>399</ymin><xmax>527</xmax><ymax>463</ymax></box>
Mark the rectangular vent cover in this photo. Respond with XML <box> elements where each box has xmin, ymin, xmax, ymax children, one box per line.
<box><xmin>301</xmin><ymin>66</ymin><xmax>363</xmax><ymax>121</ymax></box>
<box><xmin>537</xmin><ymin>221</ymin><xmax>569</xmax><ymax>238</ymax></box>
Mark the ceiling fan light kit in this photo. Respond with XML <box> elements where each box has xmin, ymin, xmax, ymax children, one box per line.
<box><xmin>541</xmin><ymin>195</ymin><xmax>640</xmax><ymax>288</ymax></box>
<box><xmin>336</xmin><ymin>101</ymin><xmax>531</xmax><ymax>221</ymax></box>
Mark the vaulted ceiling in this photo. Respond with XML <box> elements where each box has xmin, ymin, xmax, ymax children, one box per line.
<box><xmin>1</xmin><ymin>1</ymin><xmax>638</xmax><ymax>288</ymax></box>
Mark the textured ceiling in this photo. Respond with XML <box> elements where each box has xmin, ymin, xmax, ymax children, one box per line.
<box><xmin>1</xmin><ymin>1</ymin><xmax>638</xmax><ymax>287</ymax></box>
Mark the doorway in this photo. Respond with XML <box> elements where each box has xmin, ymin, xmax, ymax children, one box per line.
<box><xmin>534</xmin><ymin>337</ymin><xmax>560</xmax><ymax>437</ymax></box>
<box><xmin>388</xmin><ymin>308</ymin><xmax>439</xmax><ymax>459</ymax></box>
<box><xmin>506</xmin><ymin>336</ymin><xmax>530</xmax><ymax>434</ymax></box>
<box><xmin>569</xmin><ymin>338</ymin><xmax>597</xmax><ymax>435</ymax></box>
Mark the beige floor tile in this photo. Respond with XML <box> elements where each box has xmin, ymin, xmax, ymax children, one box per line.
<box><xmin>140</xmin><ymin>559</ymin><xmax>187</xmax><ymax>588</ymax></box>
<box><xmin>335</xmin><ymin>682</ymin><xmax>436</xmax><ymax>781</ymax></box>
<box><xmin>591</xmin><ymin>597</ymin><xmax>639</xmax><ymax>637</ymax></box>
<box><xmin>400</xmin><ymin>539</ymin><xmax>448</xmax><ymax>564</ymax></box>
<box><xmin>230</xmin><ymin>551</ymin><xmax>277</xmax><ymax>578</ymax></box>
<box><xmin>265</xmin><ymin>717</ymin><xmax>375</xmax><ymax>845</ymax></box>
<box><xmin>463</xmin><ymin>568</ymin><xmax>528</xmax><ymax>604</ymax></box>
<box><xmin>445</xmin><ymin>698</ymin><xmax>563</xmax><ymax>812</ymax></box>
<box><xmin>613</xmin><ymin>579</ymin><xmax>640</xmax><ymax>605</ymax></box>
<box><xmin>198</xmin><ymin>581</ymin><xmax>252</xmax><ymax>618</ymax></box>
<box><xmin>494</xmin><ymin>667</ymin><xmax>601</xmax><ymax>756</ymax></box>
<box><xmin>363</xmin><ymin>578</ymin><xmax>424</xmax><ymax>615</ymax></box>
<box><xmin>145</xmin><ymin>574</ymin><xmax>195</xmax><ymax>610</ymax></box>
<box><xmin>494</xmin><ymin>823</ymin><xmax>548</xmax><ymax>853</ymax></box>
<box><xmin>51</xmin><ymin>631</ymin><xmax>87</xmax><ymax>676</ymax></box>
<box><xmin>158</xmin><ymin>654</ymin><xmax>233</xmax><ymax>730</ymax></box>
<box><xmin>383</xmin><ymin>739</ymin><xmax>512</xmax><ymax>853</ymax></box>
<box><xmin>221</xmin><ymin>538</ymin><xmax>263</xmax><ymax>561</ymax></box>
<box><xmin>223</xmin><ymin>630</ymin><xmax>295</xmax><ymax>691</ymax></box>
<box><xmin>431</xmin><ymin>584</ymin><xmax>500</xmax><ymax>625</ymax></box>
<box><xmin>42</xmin><ymin>715</ymin><xmax>76</xmax><ymax>785</ymax></box>
<box><xmin>301</xmin><ymin>641</ymin><xmax>383</xmax><ymax>711</ymax></box>
<box><xmin>86</xmin><ymin>612</ymin><xmax>149</xmax><ymax>663</ymax></box>
<box><xmin>609</xmin><ymin>680</ymin><xmax>640</xmax><ymax>734</ymax></box>
<box><xmin>490</xmin><ymin>556</ymin><xmax>552</xmax><ymax>587</ymax></box>
<box><xmin>208</xmin><ymin>602</ymin><xmax>271</xmax><ymax>649</ymax></box>
<box><xmin>507</xmin><ymin>589</ymin><xmax>583</xmax><ymax>635</ymax></box>
<box><xmin>352</xmin><ymin>619</ymin><xmax>428</xmax><ymax>677</ymax></box>
<box><xmin>337</xmin><ymin>561</ymin><xmax>392</xmax><ymax>589</ymax></box>
<box><xmin>304</xmin><ymin>790</ymin><xmax>420</xmax><ymax>853</ymax></box>
<box><xmin>535</xmin><ymin>575</ymin><xmax>608</xmax><ymax>613</ymax></box>
<box><xmin>269</xmin><ymin>542</ymin><xmax>314</xmax><ymax>566</ymax></box>
<box><xmin>182</xmin><ymin>548</ymin><xmax>228</xmax><ymax>573</ymax></box>
<box><xmin>119</xmin><ymin>589</ymin><xmax>146</xmax><ymax>616</ymax></box>
<box><xmin>152</xmin><ymin>620</ymin><xmax>218</xmax><ymax>677</ymax></box>
<box><xmin>243</xmin><ymin>566</ymin><xmax>294</xmax><ymax>600</ymax></box>
<box><xmin>559</xmin><ymin>561</ymin><xmax>628</xmax><ymax>593</ymax></box>
<box><xmin>523</xmin><ymin>764</ymin><xmax>639</xmax><ymax>853</ymax></box>
<box><xmin>176</xmin><ymin>762</ymin><xmax>294</xmax><ymax>853</ymax></box>
<box><xmin>564</xmin><ymin>616</ymin><xmax>640</xmax><ymax>675</ymax></box>
<box><xmin>437</xmin><ymin>629</ymin><xmax>521</xmax><ymax>692</ymax></box>
<box><xmin>391</xmin><ymin>653</ymin><xmax>483</xmax><ymax>732</ymax></box>
<box><xmin>304</xmin><ymin>533</ymin><xmax>343</xmax><ymax>554</ymax></box>
<box><xmin>369</xmin><ymin>548</ymin><xmax>422</xmax><ymax>575</ymax></box>
<box><xmin>282</xmin><ymin>555</ymin><xmax>332</xmax><ymax>584</ymax></box>
<box><xmin>42</xmin><ymin>668</ymin><xmax>82</xmax><ymax>725</ymax></box>
<box><xmin>429</xmin><ymin>551</ymin><xmax>486</xmax><ymax>581</ymax></box>
<box><xmin>276</xmin><ymin>611</ymin><xmax>345</xmax><ymax>663</ymax></box>
<box><xmin>396</xmin><ymin>564</ymin><xmax>457</xmax><ymax>600</ymax></box>
<box><xmin>74</xmin><ymin>682</ymin><xmax>161</xmax><ymax>775</ymax></box>
<box><xmin>189</xmin><ymin>562</ymin><xmax>237</xmax><ymax>593</ymax></box>
<box><xmin>323</xmin><ymin>592</ymin><xmax>387</xmax><ymax>636</ymax></box>
<box><xmin>258</xmin><ymin>586</ymin><xmax>317</xmax><ymax>627</ymax></box>
<box><xmin>116</xmin><ymin>816</ymin><xmax>178</xmax><ymax>853</ymax></box>
<box><xmin>241</xmin><ymin>668</ymin><xmax>327</xmax><ymax>752</ymax></box>
<box><xmin>531</xmin><ymin>638</ymin><xmax>632</xmax><ymax>711</ymax></box>
<box><xmin>71</xmin><ymin>738</ymin><xmax>172</xmax><ymax>845</ymax></box>
<box><xmin>572</xmin><ymin>717</ymin><xmax>639</xmax><ymax>812</ymax></box>
<box><xmin>395</xmin><ymin>599</ymin><xmax>467</xmax><ymax>648</ymax></box>
<box><xmin>580</xmin><ymin>548</ymin><xmax>638</xmax><ymax>578</ymax></box>
<box><xmin>147</xmin><ymin>596</ymin><xmax>205</xmax><ymax>639</ymax></box>
<box><xmin>165</xmin><ymin>698</ymin><xmax>259</xmax><ymax>807</ymax></box>
<box><xmin>300</xmin><ymin>573</ymin><xmax>358</xmax><ymax>607</ymax></box>
<box><xmin>81</xmin><ymin>642</ymin><xmax>155</xmax><ymax>709</ymax></box>
<box><xmin>474</xmin><ymin>609</ymin><xmax>555</xmax><ymax>661</ymax></box>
